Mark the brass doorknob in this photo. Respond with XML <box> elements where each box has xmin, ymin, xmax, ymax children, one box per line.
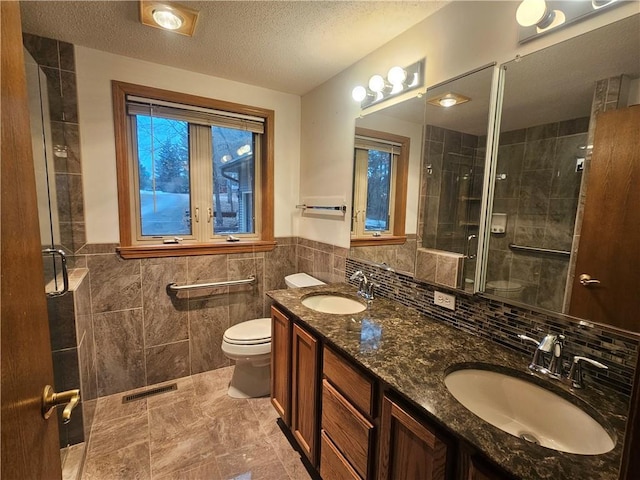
<box><xmin>579</xmin><ymin>274</ymin><xmax>601</xmax><ymax>287</ymax></box>
<box><xmin>42</xmin><ymin>385</ymin><xmax>80</xmax><ymax>424</ymax></box>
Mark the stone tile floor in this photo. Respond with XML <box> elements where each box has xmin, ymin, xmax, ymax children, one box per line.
<box><xmin>80</xmin><ymin>366</ymin><xmax>313</xmax><ymax>479</ymax></box>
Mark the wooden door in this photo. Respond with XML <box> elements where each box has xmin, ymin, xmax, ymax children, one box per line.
<box><xmin>270</xmin><ymin>306</ymin><xmax>291</xmax><ymax>424</ymax></box>
<box><xmin>378</xmin><ymin>396</ymin><xmax>448</xmax><ymax>480</ymax></box>
<box><xmin>291</xmin><ymin>323</ymin><xmax>319</xmax><ymax>465</ymax></box>
<box><xmin>1</xmin><ymin>2</ymin><xmax>62</xmax><ymax>478</ymax></box>
<box><xmin>569</xmin><ymin>106</ymin><xmax>640</xmax><ymax>331</ymax></box>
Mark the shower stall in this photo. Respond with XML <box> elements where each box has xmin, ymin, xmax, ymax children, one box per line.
<box><xmin>24</xmin><ymin>35</ymin><xmax>95</xmax><ymax>477</ymax></box>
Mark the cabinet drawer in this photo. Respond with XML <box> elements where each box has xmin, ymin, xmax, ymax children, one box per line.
<box><xmin>321</xmin><ymin>430</ymin><xmax>362</xmax><ymax>480</ymax></box>
<box><xmin>323</xmin><ymin>346</ymin><xmax>374</xmax><ymax>416</ymax></box>
<box><xmin>322</xmin><ymin>379</ymin><xmax>373</xmax><ymax>479</ymax></box>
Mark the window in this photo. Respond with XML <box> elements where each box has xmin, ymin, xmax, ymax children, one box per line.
<box><xmin>112</xmin><ymin>82</ymin><xmax>274</xmax><ymax>258</ymax></box>
<box><xmin>351</xmin><ymin>127</ymin><xmax>409</xmax><ymax>245</ymax></box>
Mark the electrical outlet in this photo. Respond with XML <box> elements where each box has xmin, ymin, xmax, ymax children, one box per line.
<box><xmin>434</xmin><ymin>291</ymin><xmax>456</xmax><ymax>310</ymax></box>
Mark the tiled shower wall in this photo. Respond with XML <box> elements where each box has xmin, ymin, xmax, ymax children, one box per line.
<box><xmin>46</xmin><ymin>270</ymin><xmax>97</xmax><ymax>447</ymax></box>
<box><xmin>420</xmin><ymin>125</ymin><xmax>485</xmax><ymax>255</ymax></box>
<box><xmin>23</xmin><ymin>33</ymin><xmax>86</xmax><ymax>260</ymax></box>
<box><xmin>487</xmin><ymin>117</ymin><xmax>589</xmax><ymax>312</ymax></box>
<box><xmin>346</xmin><ymin>257</ymin><xmax>639</xmax><ymax>397</ymax></box>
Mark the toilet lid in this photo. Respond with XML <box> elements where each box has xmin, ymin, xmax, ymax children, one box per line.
<box><xmin>224</xmin><ymin>318</ymin><xmax>271</xmax><ymax>344</ymax></box>
<box><xmin>486</xmin><ymin>280</ymin><xmax>523</xmax><ymax>292</ymax></box>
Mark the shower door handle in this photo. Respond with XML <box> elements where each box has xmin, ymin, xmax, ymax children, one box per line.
<box><xmin>579</xmin><ymin>273</ymin><xmax>601</xmax><ymax>287</ymax></box>
<box><xmin>42</xmin><ymin>248</ymin><xmax>69</xmax><ymax>297</ymax></box>
<box><xmin>466</xmin><ymin>234</ymin><xmax>478</xmax><ymax>259</ymax></box>
<box><xmin>42</xmin><ymin>385</ymin><xmax>80</xmax><ymax>424</ymax></box>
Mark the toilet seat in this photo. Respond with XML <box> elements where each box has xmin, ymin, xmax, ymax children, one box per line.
<box><xmin>223</xmin><ymin>318</ymin><xmax>271</xmax><ymax>345</ymax></box>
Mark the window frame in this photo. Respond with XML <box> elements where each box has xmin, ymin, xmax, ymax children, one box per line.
<box><xmin>112</xmin><ymin>81</ymin><xmax>275</xmax><ymax>258</ymax></box>
<box><xmin>351</xmin><ymin>127</ymin><xmax>409</xmax><ymax>247</ymax></box>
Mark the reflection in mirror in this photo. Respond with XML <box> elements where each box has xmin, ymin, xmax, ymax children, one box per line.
<box><xmin>485</xmin><ymin>15</ymin><xmax>640</xmax><ymax>330</ymax></box>
<box><xmin>416</xmin><ymin>65</ymin><xmax>495</xmax><ymax>292</ymax></box>
<box><xmin>349</xmin><ymin>95</ymin><xmax>424</xmax><ymax>274</ymax></box>
<box><xmin>24</xmin><ymin>49</ymin><xmax>65</xmax><ymax>292</ymax></box>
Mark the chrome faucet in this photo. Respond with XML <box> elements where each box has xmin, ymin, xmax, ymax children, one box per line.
<box><xmin>518</xmin><ymin>333</ymin><xmax>563</xmax><ymax>375</ymax></box>
<box><xmin>349</xmin><ymin>270</ymin><xmax>378</xmax><ymax>301</ymax></box>
<box><xmin>517</xmin><ymin>333</ymin><xmax>607</xmax><ymax>389</ymax></box>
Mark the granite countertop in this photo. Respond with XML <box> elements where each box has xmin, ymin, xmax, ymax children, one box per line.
<box><xmin>267</xmin><ymin>283</ymin><xmax>630</xmax><ymax>480</ymax></box>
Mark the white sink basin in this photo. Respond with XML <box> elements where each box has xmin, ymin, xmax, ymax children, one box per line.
<box><xmin>301</xmin><ymin>294</ymin><xmax>366</xmax><ymax>314</ymax></box>
<box><xmin>444</xmin><ymin>368</ymin><xmax>615</xmax><ymax>455</ymax></box>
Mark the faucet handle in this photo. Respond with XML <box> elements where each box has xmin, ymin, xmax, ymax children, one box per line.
<box><xmin>517</xmin><ymin>334</ymin><xmax>540</xmax><ymax>346</ymax></box>
<box><xmin>567</xmin><ymin>356</ymin><xmax>608</xmax><ymax>389</ymax></box>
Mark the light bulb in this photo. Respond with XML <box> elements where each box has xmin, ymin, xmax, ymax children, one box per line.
<box><xmin>352</xmin><ymin>86</ymin><xmax>367</xmax><ymax>102</ymax></box>
<box><xmin>439</xmin><ymin>96</ymin><xmax>457</xmax><ymax>108</ymax></box>
<box><xmin>387</xmin><ymin>66</ymin><xmax>407</xmax><ymax>86</ymax></box>
<box><xmin>152</xmin><ymin>9</ymin><xmax>184</xmax><ymax>30</ymax></box>
<box><xmin>368</xmin><ymin>74</ymin><xmax>386</xmax><ymax>93</ymax></box>
<box><xmin>516</xmin><ymin>0</ymin><xmax>548</xmax><ymax>27</ymax></box>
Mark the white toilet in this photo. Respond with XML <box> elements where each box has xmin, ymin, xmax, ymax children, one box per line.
<box><xmin>221</xmin><ymin>272</ymin><xmax>325</xmax><ymax>398</ymax></box>
<box><xmin>486</xmin><ymin>280</ymin><xmax>524</xmax><ymax>300</ymax></box>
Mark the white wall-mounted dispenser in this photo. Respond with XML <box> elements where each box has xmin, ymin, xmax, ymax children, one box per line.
<box><xmin>491</xmin><ymin>213</ymin><xmax>507</xmax><ymax>234</ymax></box>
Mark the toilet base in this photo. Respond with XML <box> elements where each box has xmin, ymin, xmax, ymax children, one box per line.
<box><xmin>227</xmin><ymin>363</ymin><xmax>270</xmax><ymax>398</ymax></box>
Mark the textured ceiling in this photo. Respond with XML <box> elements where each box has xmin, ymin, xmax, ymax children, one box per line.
<box><xmin>20</xmin><ymin>0</ymin><xmax>447</xmax><ymax>95</ymax></box>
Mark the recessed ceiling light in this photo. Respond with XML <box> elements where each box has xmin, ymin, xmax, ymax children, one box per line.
<box><xmin>152</xmin><ymin>9</ymin><xmax>183</xmax><ymax>30</ymax></box>
<box><xmin>140</xmin><ymin>1</ymin><xmax>199</xmax><ymax>36</ymax></box>
<box><xmin>427</xmin><ymin>92</ymin><xmax>471</xmax><ymax>108</ymax></box>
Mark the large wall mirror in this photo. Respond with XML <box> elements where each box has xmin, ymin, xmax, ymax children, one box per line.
<box><xmin>415</xmin><ymin>64</ymin><xmax>496</xmax><ymax>292</ymax></box>
<box><xmin>483</xmin><ymin>14</ymin><xmax>640</xmax><ymax>331</ymax></box>
<box><xmin>347</xmin><ymin>14</ymin><xmax>640</xmax><ymax>333</ymax></box>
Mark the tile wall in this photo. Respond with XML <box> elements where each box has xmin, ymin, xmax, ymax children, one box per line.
<box><xmin>46</xmin><ymin>269</ymin><xmax>97</xmax><ymax>446</ymax></box>
<box><xmin>348</xmin><ymin>234</ymin><xmax>417</xmax><ymax>274</ymax></box>
<box><xmin>23</xmin><ymin>33</ymin><xmax>86</xmax><ymax>260</ymax></box>
<box><xmin>74</xmin><ymin>238</ymin><xmax>297</xmax><ymax>397</ymax></box>
<box><xmin>487</xmin><ymin>117</ymin><xmax>589</xmax><ymax>311</ymax></box>
<box><xmin>346</xmin><ymin>257</ymin><xmax>639</xmax><ymax>397</ymax></box>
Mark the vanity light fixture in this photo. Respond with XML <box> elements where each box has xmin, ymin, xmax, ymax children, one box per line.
<box><xmin>352</xmin><ymin>59</ymin><xmax>424</xmax><ymax>109</ymax></box>
<box><xmin>427</xmin><ymin>92</ymin><xmax>471</xmax><ymax>108</ymax></box>
<box><xmin>140</xmin><ymin>1</ymin><xmax>199</xmax><ymax>36</ymax></box>
<box><xmin>516</xmin><ymin>0</ymin><xmax>622</xmax><ymax>43</ymax></box>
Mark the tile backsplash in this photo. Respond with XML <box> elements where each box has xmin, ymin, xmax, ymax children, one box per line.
<box><xmin>346</xmin><ymin>257</ymin><xmax>639</xmax><ymax>397</ymax></box>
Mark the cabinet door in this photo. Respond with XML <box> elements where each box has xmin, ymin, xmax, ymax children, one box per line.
<box><xmin>270</xmin><ymin>306</ymin><xmax>291</xmax><ymax>425</ymax></box>
<box><xmin>292</xmin><ymin>323</ymin><xmax>319</xmax><ymax>465</ymax></box>
<box><xmin>378</xmin><ymin>396</ymin><xmax>448</xmax><ymax>480</ymax></box>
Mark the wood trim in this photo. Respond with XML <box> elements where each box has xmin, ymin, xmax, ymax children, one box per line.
<box><xmin>323</xmin><ymin>346</ymin><xmax>375</xmax><ymax>417</ymax></box>
<box><xmin>1</xmin><ymin>2</ymin><xmax>62</xmax><ymax>476</ymax></box>
<box><xmin>291</xmin><ymin>323</ymin><xmax>319</xmax><ymax>465</ymax></box>
<box><xmin>354</xmin><ymin>127</ymin><xmax>410</xmax><ymax>240</ymax></box>
<box><xmin>117</xmin><ymin>240</ymin><xmax>276</xmax><ymax>259</ymax></box>
<box><xmin>112</xmin><ymin>81</ymin><xmax>133</xmax><ymax>246</ymax></box>
<box><xmin>322</xmin><ymin>380</ymin><xmax>374</xmax><ymax>479</ymax></box>
<box><xmin>378</xmin><ymin>395</ymin><xmax>447</xmax><ymax>480</ymax></box>
<box><xmin>320</xmin><ymin>431</ymin><xmax>362</xmax><ymax>480</ymax></box>
<box><xmin>111</xmin><ymin>80</ymin><xmax>275</xmax><ymax>256</ymax></box>
<box><xmin>350</xmin><ymin>235</ymin><xmax>407</xmax><ymax>247</ymax></box>
<box><xmin>270</xmin><ymin>306</ymin><xmax>291</xmax><ymax>425</ymax></box>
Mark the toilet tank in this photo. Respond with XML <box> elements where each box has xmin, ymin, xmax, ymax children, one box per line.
<box><xmin>284</xmin><ymin>273</ymin><xmax>326</xmax><ymax>288</ymax></box>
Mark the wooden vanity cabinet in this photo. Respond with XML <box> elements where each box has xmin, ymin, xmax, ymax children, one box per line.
<box><xmin>378</xmin><ymin>395</ymin><xmax>450</xmax><ymax>480</ymax></box>
<box><xmin>270</xmin><ymin>306</ymin><xmax>291</xmax><ymax>425</ymax></box>
<box><xmin>321</xmin><ymin>347</ymin><xmax>376</xmax><ymax>480</ymax></box>
<box><xmin>456</xmin><ymin>445</ymin><xmax>514</xmax><ymax>480</ymax></box>
<box><xmin>291</xmin><ymin>322</ymin><xmax>320</xmax><ymax>465</ymax></box>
